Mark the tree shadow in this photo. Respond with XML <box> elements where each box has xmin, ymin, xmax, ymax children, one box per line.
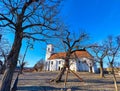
<box><xmin>67</xmin><ymin>79</ymin><xmax>83</xmax><ymax>82</ymax></box>
<box><xmin>17</xmin><ymin>85</ymin><xmax>83</xmax><ymax>91</ymax></box>
<box><xmin>17</xmin><ymin>86</ymin><xmax>62</xmax><ymax>91</ymax></box>
<box><xmin>85</xmin><ymin>79</ymin><xmax>113</xmax><ymax>84</ymax></box>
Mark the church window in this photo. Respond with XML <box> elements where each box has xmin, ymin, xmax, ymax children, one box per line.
<box><xmin>51</xmin><ymin>61</ymin><xmax>53</xmax><ymax>65</ymax></box>
<box><xmin>82</xmin><ymin>60</ymin><xmax>86</xmax><ymax>63</ymax></box>
<box><xmin>52</xmin><ymin>48</ymin><xmax>54</xmax><ymax>51</ymax></box>
<box><xmin>59</xmin><ymin>61</ymin><xmax>61</xmax><ymax>64</ymax></box>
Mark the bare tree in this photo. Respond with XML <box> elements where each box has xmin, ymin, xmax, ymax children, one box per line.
<box><xmin>90</xmin><ymin>42</ymin><xmax>108</xmax><ymax>78</ymax></box>
<box><xmin>106</xmin><ymin>35</ymin><xmax>120</xmax><ymax>91</ymax></box>
<box><xmin>0</xmin><ymin>0</ymin><xmax>62</xmax><ymax>91</ymax></box>
<box><xmin>33</xmin><ymin>59</ymin><xmax>44</xmax><ymax>72</ymax></box>
<box><xmin>113</xmin><ymin>62</ymin><xmax>120</xmax><ymax>70</ymax></box>
<box><xmin>51</xmin><ymin>30</ymin><xmax>89</xmax><ymax>82</ymax></box>
<box><xmin>0</xmin><ymin>37</ymin><xmax>11</xmax><ymax>73</ymax></box>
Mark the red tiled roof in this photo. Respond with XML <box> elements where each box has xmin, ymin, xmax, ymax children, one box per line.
<box><xmin>48</xmin><ymin>50</ymin><xmax>93</xmax><ymax>60</ymax></box>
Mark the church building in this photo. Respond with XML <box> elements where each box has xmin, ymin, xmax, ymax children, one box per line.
<box><xmin>45</xmin><ymin>44</ymin><xmax>98</xmax><ymax>73</ymax></box>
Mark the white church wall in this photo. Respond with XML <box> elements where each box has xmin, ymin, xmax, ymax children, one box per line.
<box><xmin>81</xmin><ymin>58</ymin><xmax>98</xmax><ymax>73</ymax></box>
<box><xmin>69</xmin><ymin>59</ymin><xmax>77</xmax><ymax>71</ymax></box>
<box><xmin>69</xmin><ymin>58</ymin><xmax>89</xmax><ymax>72</ymax></box>
<box><xmin>76</xmin><ymin>58</ymin><xmax>89</xmax><ymax>72</ymax></box>
<box><xmin>45</xmin><ymin>44</ymin><xmax>98</xmax><ymax>73</ymax></box>
<box><xmin>46</xmin><ymin>58</ymin><xmax>98</xmax><ymax>73</ymax></box>
<box><xmin>48</xmin><ymin>59</ymin><xmax>65</xmax><ymax>71</ymax></box>
<box><xmin>49</xmin><ymin>60</ymin><xmax>57</xmax><ymax>71</ymax></box>
<box><xmin>46</xmin><ymin>61</ymin><xmax>50</xmax><ymax>71</ymax></box>
<box><xmin>82</xmin><ymin>63</ymin><xmax>89</xmax><ymax>71</ymax></box>
<box><xmin>76</xmin><ymin>60</ymin><xmax>83</xmax><ymax>71</ymax></box>
<box><xmin>93</xmin><ymin>63</ymin><xmax>98</xmax><ymax>73</ymax></box>
<box><xmin>57</xmin><ymin>59</ymin><xmax>64</xmax><ymax>70</ymax></box>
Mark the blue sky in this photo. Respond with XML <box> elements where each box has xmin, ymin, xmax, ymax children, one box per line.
<box><xmin>3</xmin><ymin>0</ymin><xmax>120</xmax><ymax>67</ymax></box>
<box><xmin>61</xmin><ymin>0</ymin><xmax>120</xmax><ymax>40</ymax></box>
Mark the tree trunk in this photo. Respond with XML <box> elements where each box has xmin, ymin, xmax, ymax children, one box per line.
<box><xmin>55</xmin><ymin>66</ymin><xmax>66</xmax><ymax>82</ymax></box>
<box><xmin>0</xmin><ymin>67</ymin><xmax>16</xmax><ymax>91</ymax></box>
<box><xmin>99</xmin><ymin>61</ymin><xmax>104</xmax><ymax>78</ymax></box>
<box><xmin>113</xmin><ymin>73</ymin><xmax>118</xmax><ymax>91</ymax></box>
<box><xmin>0</xmin><ymin>31</ymin><xmax>22</xmax><ymax>91</ymax></box>
<box><xmin>51</xmin><ymin>58</ymin><xmax>70</xmax><ymax>82</ymax></box>
<box><xmin>11</xmin><ymin>73</ymin><xmax>19</xmax><ymax>91</ymax></box>
<box><xmin>110</xmin><ymin>63</ymin><xmax>118</xmax><ymax>91</ymax></box>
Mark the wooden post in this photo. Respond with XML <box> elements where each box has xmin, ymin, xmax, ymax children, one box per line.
<box><xmin>64</xmin><ymin>68</ymin><xmax>69</xmax><ymax>88</ymax></box>
<box><xmin>70</xmin><ymin>69</ymin><xmax>83</xmax><ymax>82</ymax></box>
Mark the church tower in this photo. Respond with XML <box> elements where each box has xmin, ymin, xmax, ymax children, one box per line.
<box><xmin>45</xmin><ymin>44</ymin><xmax>54</xmax><ymax>60</ymax></box>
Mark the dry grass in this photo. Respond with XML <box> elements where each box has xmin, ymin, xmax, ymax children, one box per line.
<box><xmin>0</xmin><ymin>71</ymin><xmax>120</xmax><ymax>91</ymax></box>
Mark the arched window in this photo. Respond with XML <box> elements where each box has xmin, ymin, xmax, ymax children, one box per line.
<box><xmin>48</xmin><ymin>48</ymin><xmax>50</xmax><ymax>51</ymax></box>
<box><xmin>51</xmin><ymin>61</ymin><xmax>53</xmax><ymax>65</ymax></box>
<box><xmin>82</xmin><ymin>60</ymin><xmax>86</xmax><ymax>63</ymax></box>
<box><xmin>59</xmin><ymin>61</ymin><xmax>61</xmax><ymax>64</ymax></box>
<box><xmin>58</xmin><ymin>66</ymin><xmax>60</xmax><ymax>70</ymax></box>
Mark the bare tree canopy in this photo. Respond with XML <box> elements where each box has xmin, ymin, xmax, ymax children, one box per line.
<box><xmin>51</xmin><ymin>30</ymin><xmax>89</xmax><ymax>82</ymax></box>
<box><xmin>106</xmin><ymin>35</ymin><xmax>120</xmax><ymax>64</ymax></box>
<box><xmin>0</xmin><ymin>38</ymin><xmax>10</xmax><ymax>62</ymax></box>
<box><xmin>90</xmin><ymin>41</ymin><xmax>109</xmax><ymax>78</ymax></box>
<box><xmin>90</xmin><ymin>35</ymin><xmax>120</xmax><ymax>91</ymax></box>
<box><xmin>0</xmin><ymin>0</ymin><xmax>62</xmax><ymax>91</ymax></box>
<box><xmin>33</xmin><ymin>59</ymin><xmax>44</xmax><ymax>72</ymax></box>
<box><xmin>0</xmin><ymin>0</ymin><xmax>62</xmax><ymax>40</ymax></box>
<box><xmin>106</xmin><ymin>35</ymin><xmax>120</xmax><ymax>91</ymax></box>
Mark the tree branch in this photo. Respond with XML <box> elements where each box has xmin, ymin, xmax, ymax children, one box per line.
<box><xmin>23</xmin><ymin>34</ymin><xmax>47</xmax><ymax>42</ymax></box>
<box><xmin>0</xmin><ymin>14</ymin><xmax>15</xmax><ymax>26</ymax></box>
<box><xmin>22</xmin><ymin>23</ymin><xmax>57</xmax><ymax>31</ymax></box>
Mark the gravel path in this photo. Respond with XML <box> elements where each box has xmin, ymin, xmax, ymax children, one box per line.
<box><xmin>1</xmin><ymin>71</ymin><xmax>120</xmax><ymax>91</ymax></box>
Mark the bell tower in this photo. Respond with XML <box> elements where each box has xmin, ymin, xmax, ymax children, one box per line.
<box><xmin>45</xmin><ymin>44</ymin><xmax>54</xmax><ymax>60</ymax></box>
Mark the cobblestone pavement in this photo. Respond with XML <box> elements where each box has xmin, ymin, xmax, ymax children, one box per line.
<box><xmin>0</xmin><ymin>71</ymin><xmax>120</xmax><ymax>91</ymax></box>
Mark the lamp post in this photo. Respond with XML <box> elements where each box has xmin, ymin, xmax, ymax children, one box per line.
<box><xmin>19</xmin><ymin>41</ymin><xmax>33</xmax><ymax>74</ymax></box>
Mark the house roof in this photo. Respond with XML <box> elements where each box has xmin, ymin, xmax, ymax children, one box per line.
<box><xmin>48</xmin><ymin>49</ymin><xmax>93</xmax><ymax>60</ymax></box>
